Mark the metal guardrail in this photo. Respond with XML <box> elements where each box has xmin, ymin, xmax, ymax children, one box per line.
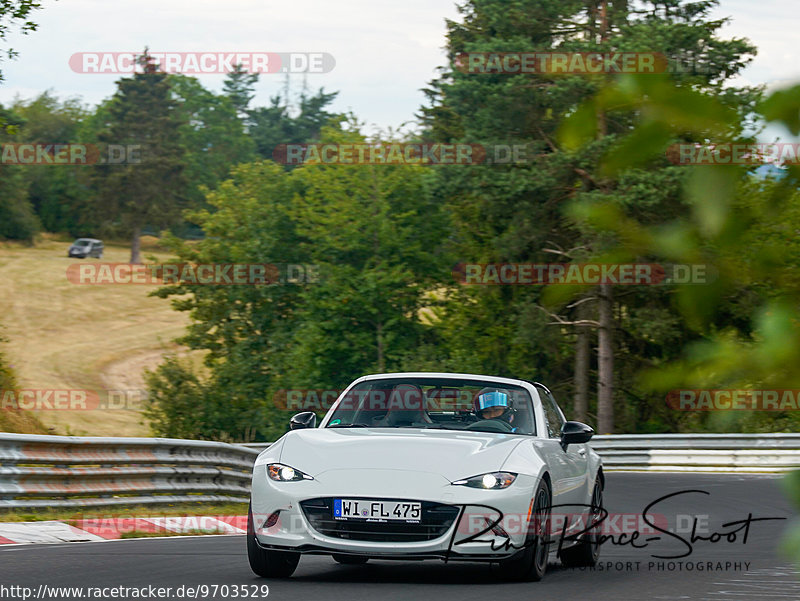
<box><xmin>240</xmin><ymin>442</ymin><xmax>270</xmax><ymax>452</ymax></box>
<box><xmin>0</xmin><ymin>433</ymin><xmax>797</xmax><ymax>509</ymax></box>
<box><xmin>0</xmin><ymin>433</ymin><xmax>260</xmax><ymax>509</ymax></box>
<box><xmin>589</xmin><ymin>434</ymin><xmax>800</xmax><ymax>472</ymax></box>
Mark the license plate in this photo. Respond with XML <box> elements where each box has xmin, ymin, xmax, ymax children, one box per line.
<box><xmin>334</xmin><ymin>499</ymin><xmax>421</xmax><ymax>521</ymax></box>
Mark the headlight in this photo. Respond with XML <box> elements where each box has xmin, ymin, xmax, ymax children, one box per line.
<box><xmin>452</xmin><ymin>472</ymin><xmax>517</xmax><ymax>489</ymax></box>
<box><xmin>267</xmin><ymin>463</ymin><xmax>314</xmax><ymax>482</ymax></box>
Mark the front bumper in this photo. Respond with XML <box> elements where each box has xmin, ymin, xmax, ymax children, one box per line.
<box><xmin>251</xmin><ymin>468</ymin><xmax>539</xmax><ymax>561</ymax></box>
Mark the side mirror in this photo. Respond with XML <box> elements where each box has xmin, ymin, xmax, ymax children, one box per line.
<box><xmin>560</xmin><ymin>421</ymin><xmax>594</xmax><ymax>451</ymax></box>
<box><xmin>290</xmin><ymin>411</ymin><xmax>317</xmax><ymax>430</ymax></box>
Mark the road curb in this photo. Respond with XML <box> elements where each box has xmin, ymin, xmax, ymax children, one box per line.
<box><xmin>0</xmin><ymin>515</ymin><xmax>247</xmax><ymax>544</ymax></box>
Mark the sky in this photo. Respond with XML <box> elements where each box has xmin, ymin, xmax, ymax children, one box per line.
<box><xmin>0</xmin><ymin>0</ymin><xmax>798</xmax><ymax>140</ymax></box>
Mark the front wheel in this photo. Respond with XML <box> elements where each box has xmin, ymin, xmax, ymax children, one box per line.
<box><xmin>492</xmin><ymin>478</ymin><xmax>551</xmax><ymax>582</ymax></box>
<box><xmin>560</xmin><ymin>477</ymin><xmax>603</xmax><ymax>568</ymax></box>
<box><xmin>247</xmin><ymin>504</ymin><xmax>300</xmax><ymax>578</ymax></box>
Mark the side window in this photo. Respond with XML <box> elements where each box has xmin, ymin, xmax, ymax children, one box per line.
<box><xmin>537</xmin><ymin>385</ymin><xmax>565</xmax><ymax>438</ymax></box>
<box><xmin>508</xmin><ymin>390</ymin><xmax>536</xmax><ymax>436</ymax></box>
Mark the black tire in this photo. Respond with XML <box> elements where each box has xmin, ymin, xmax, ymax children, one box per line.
<box><xmin>247</xmin><ymin>504</ymin><xmax>300</xmax><ymax>578</ymax></box>
<box><xmin>560</xmin><ymin>478</ymin><xmax>603</xmax><ymax>568</ymax></box>
<box><xmin>492</xmin><ymin>478</ymin><xmax>551</xmax><ymax>582</ymax></box>
<box><xmin>332</xmin><ymin>554</ymin><xmax>369</xmax><ymax>565</ymax></box>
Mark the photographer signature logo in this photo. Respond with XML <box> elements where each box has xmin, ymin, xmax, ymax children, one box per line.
<box><xmin>450</xmin><ymin>489</ymin><xmax>786</xmax><ymax>560</ymax></box>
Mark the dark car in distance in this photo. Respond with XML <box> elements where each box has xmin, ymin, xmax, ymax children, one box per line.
<box><xmin>67</xmin><ymin>238</ymin><xmax>104</xmax><ymax>259</ymax></box>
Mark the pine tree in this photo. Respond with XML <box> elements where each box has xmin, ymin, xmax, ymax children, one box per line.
<box><xmin>94</xmin><ymin>50</ymin><xmax>188</xmax><ymax>263</ymax></box>
<box><xmin>247</xmin><ymin>87</ymin><xmax>339</xmax><ymax>160</ymax></box>
<box><xmin>223</xmin><ymin>64</ymin><xmax>259</xmax><ymax>118</ymax></box>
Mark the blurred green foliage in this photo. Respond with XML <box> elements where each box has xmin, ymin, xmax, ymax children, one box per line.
<box><xmin>556</xmin><ymin>74</ymin><xmax>800</xmax><ymax>432</ymax></box>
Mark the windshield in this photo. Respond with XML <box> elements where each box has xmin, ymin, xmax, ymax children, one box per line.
<box><xmin>73</xmin><ymin>239</ymin><xmax>90</xmax><ymax>246</ymax></box>
<box><xmin>324</xmin><ymin>377</ymin><xmax>536</xmax><ymax>435</ymax></box>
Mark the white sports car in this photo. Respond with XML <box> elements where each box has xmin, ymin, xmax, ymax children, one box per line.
<box><xmin>248</xmin><ymin>372</ymin><xmax>604</xmax><ymax>580</ymax></box>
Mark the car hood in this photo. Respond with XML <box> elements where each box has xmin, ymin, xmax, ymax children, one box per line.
<box><xmin>279</xmin><ymin>428</ymin><xmax>525</xmax><ymax>481</ymax></box>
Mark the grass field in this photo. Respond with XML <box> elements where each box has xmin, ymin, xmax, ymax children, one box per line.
<box><xmin>0</xmin><ymin>235</ymin><xmax>193</xmax><ymax>436</ymax></box>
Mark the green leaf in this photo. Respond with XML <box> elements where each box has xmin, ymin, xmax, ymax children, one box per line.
<box><xmin>600</xmin><ymin>121</ymin><xmax>673</xmax><ymax>176</ymax></box>
<box><xmin>760</xmin><ymin>85</ymin><xmax>800</xmax><ymax>135</ymax></box>
<box><xmin>559</xmin><ymin>102</ymin><xmax>598</xmax><ymax>151</ymax></box>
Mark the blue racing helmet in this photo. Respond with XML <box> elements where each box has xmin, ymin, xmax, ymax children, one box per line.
<box><xmin>474</xmin><ymin>389</ymin><xmax>511</xmax><ymax>418</ymax></box>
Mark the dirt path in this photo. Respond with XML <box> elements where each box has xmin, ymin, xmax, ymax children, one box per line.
<box><xmin>96</xmin><ymin>347</ymin><xmax>189</xmax><ymax>435</ymax></box>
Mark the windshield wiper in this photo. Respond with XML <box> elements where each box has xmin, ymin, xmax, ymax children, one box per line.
<box><xmin>327</xmin><ymin>423</ymin><xmax>368</xmax><ymax>428</ymax></box>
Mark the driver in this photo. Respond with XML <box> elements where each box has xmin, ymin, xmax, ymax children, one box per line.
<box><xmin>473</xmin><ymin>388</ymin><xmax>516</xmax><ymax>429</ymax></box>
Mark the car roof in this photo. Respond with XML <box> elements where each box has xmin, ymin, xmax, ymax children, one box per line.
<box><xmin>74</xmin><ymin>238</ymin><xmax>102</xmax><ymax>242</ymax></box>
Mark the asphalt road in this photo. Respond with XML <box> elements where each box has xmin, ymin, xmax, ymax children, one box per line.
<box><xmin>1</xmin><ymin>473</ymin><xmax>798</xmax><ymax>601</ymax></box>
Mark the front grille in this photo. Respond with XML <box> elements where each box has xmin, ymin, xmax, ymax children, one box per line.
<box><xmin>300</xmin><ymin>498</ymin><xmax>460</xmax><ymax>542</ymax></box>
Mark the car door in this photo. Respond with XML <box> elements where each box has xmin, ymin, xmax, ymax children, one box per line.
<box><xmin>534</xmin><ymin>384</ymin><xmax>590</xmax><ymax>510</ymax></box>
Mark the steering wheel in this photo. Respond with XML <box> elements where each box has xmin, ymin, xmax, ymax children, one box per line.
<box><xmin>465</xmin><ymin>418</ymin><xmax>514</xmax><ymax>433</ymax></box>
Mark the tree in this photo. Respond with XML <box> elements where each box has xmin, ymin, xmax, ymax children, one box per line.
<box><xmin>0</xmin><ymin>164</ymin><xmax>40</xmax><ymax>242</ymax></box>
<box><xmin>223</xmin><ymin>64</ymin><xmax>259</xmax><ymax>117</ymax></box>
<box><xmin>168</xmin><ymin>74</ymin><xmax>256</xmax><ymax>217</ymax></box>
<box><xmin>247</xmin><ymin>87</ymin><xmax>339</xmax><ymax>160</ymax></box>
<box><xmin>93</xmin><ymin>50</ymin><xmax>188</xmax><ymax>263</ymax></box>
<box><xmin>420</xmin><ymin>0</ymin><xmax>758</xmax><ymax>432</ymax></box>
<box><xmin>554</xmin><ymin>0</ymin><xmax>758</xmax><ymax>432</ymax></box>
<box><xmin>554</xmin><ymin>70</ymin><xmax>800</xmax><ymax>432</ymax></box>
<box><xmin>0</xmin><ymin>104</ymin><xmax>40</xmax><ymax>242</ymax></box>
<box><xmin>11</xmin><ymin>92</ymin><xmax>90</xmax><ymax>234</ymax></box>
<box><xmin>0</xmin><ymin>0</ymin><xmax>42</xmax><ymax>84</ymax></box>
<box><xmin>285</xmin><ymin>125</ymin><xmax>447</xmax><ymax>386</ymax></box>
<box><xmin>145</xmin><ymin>125</ymin><xmax>446</xmax><ymax>441</ymax></box>
<box><xmin>145</xmin><ymin>160</ymin><xmax>309</xmax><ymax>441</ymax></box>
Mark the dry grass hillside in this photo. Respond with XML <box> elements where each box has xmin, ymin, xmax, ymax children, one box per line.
<box><xmin>0</xmin><ymin>235</ymin><xmax>193</xmax><ymax>436</ymax></box>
